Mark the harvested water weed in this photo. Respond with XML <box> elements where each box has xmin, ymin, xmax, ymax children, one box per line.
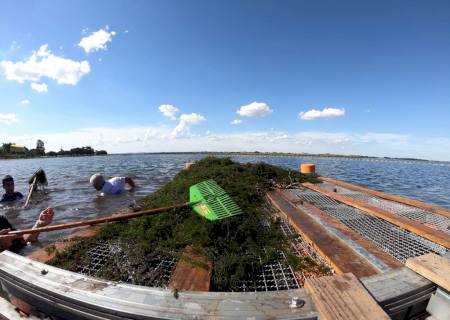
<box><xmin>49</xmin><ymin>157</ymin><xmax>324</xmax><ymax>291</ymax></box>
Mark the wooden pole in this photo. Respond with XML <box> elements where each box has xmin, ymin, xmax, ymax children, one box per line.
<box><xmin>23</xmin><ymin>176</ymin><xmax>37</xmax><ymax>209</ymax></box>
<box><xmin>9</xmin><ymin>203</ymin><xmax>188</xmax><ymax>236</ymax></box>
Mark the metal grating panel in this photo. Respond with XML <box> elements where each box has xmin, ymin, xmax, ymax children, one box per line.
<box><xmin>320</xmin><ymin>182</ymin><xmax>450</xmax><ymax>233</ymax></box>
<box><xmin>236</xmin><ymin>251</ymin><xmax>300</xmax><ymax>292</ymax></box>
<box><xmin>293</xmin><ymin>189</ymin><xmax>448</xmax><ymax>263</ymax></box>
<box><xmin>76</xmin><ymin>240</ymin><xmax>178</xmax><ymax>288</ymax></box>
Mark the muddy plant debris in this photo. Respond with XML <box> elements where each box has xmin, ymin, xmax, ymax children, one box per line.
<box><xmin>48</xmin><ymin>157</ymin><xmax>324</xmax><ymax>291</ymax></box>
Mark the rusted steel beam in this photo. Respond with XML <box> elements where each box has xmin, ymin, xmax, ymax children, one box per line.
<box><xmin>267</xmin><ymin>190</ymin><xmax>380</xmax><ymax>278</ymax></box>
<box><xmin>321</xmin><ymin>177</ymin><xmax>450</xmax><ymax>218</ymax></box>
<box><xmin>303</xmin><ymin>183</ymin><xmax>450</xmax><ymax>248</ymax></box>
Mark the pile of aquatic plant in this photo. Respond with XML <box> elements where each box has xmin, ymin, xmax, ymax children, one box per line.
<box><xmin>49</xmin><ymin>157</ymin><xmax>321</xmax><ymax>290</ymax></box>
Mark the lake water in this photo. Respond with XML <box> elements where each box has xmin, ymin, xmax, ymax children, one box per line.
<box><xmin>1</xmin><ymin>154</ymin><xmax>449</xmax><ymax>253</ymax></box>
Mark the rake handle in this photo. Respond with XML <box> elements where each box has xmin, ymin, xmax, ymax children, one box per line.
<box><xmin>9</xmin><ymin>203</ymin><xmax>189</xmax><ymax>236</ymax></box>
<box><xmin>23</xmin><ymin>176</ymin><xmax>37</xmax><ymax>209</ymax></box>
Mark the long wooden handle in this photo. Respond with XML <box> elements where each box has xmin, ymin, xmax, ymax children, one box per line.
<box><xmin>23</xmin><ymin>176</ymin><xmax>37</xmax><ymax>209</ymax></box>
<box><xmin>9</xmin><ymin>203</ymin><xmax>188</xmax><ymax>236</ymax></box>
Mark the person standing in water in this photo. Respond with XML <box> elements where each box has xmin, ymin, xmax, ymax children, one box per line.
<box><xmin>89</xmin><ymin>174</ymin><xmax>136</xmax><ymax>195</ymax></box>
<box><xmin>1</xmin><ymin>175</ymin><xmax>24</xmax><ymax>202</ymax></box>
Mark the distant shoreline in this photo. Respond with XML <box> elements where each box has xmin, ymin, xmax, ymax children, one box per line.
<box><xmin>1</xmin><ymin>151</ymin><xmax>444</xmax><ymax>163</ymax></box>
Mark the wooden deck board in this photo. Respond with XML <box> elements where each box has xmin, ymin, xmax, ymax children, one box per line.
<box><xmin>267</xmin><ymin>190</ymin><xmax>380</xmax><ymax>277</ymax></box>
<box><xmin>303</xmin><ymin>183</ymin><xmax>450</xmax><ymax>248</ymax></box>
<box><xmin>321</xmin><ymin>177</ymin><xmax>450</xmax><ymax>218</ymax></box>
<box><xmin>405</xmin><ymin>253</ymin><xmax>450</xmax><ymax>291</ymax></box>
<box><xmin>288</xmin><ymin>193</ymin><xmax>403</xmax><ymax>270</ymax></box>
<box><xmin>168</xmin><ymin>246</ymin><xmax>212</xmax><ymax>291</ymax></box>
<box><xmin>304</xmin><ymin>273</ymin><xmax>390</xmax><ymax>320</ymax></box>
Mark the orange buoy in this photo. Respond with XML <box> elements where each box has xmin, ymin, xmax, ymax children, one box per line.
<box><xmin>184</xmin><ymin>162</ymin><xmax>194</xmax><ymax>170</ymax></box>
<box><xmin>300</xmin><ymin>163</ymin><xmax>315</xmax><ymax>174</ymax></box>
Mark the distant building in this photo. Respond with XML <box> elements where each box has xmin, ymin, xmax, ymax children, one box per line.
<box><xmin>36</xmin><ymin>139</ymin><xmax>45</xmax><ymax>154</ymax></box>
<box><xmin>10</xmin><ymin>144</ymin><xmax>28</xmax><ymax>154</ymax></box>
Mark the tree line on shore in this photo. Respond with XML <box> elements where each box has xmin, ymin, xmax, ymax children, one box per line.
<box><xmin>1</xmin><ymin>142</ymin><xmax>107</xmax><ymax>158</ymax></box>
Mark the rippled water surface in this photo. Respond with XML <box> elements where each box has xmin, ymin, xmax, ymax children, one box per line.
<box><xmin>1</xmin><ymin>154</ymin><xmax>449</xmax><ymax>253</ymax></box>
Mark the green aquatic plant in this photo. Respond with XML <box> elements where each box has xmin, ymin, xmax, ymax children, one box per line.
<box><xmin>49</xmin><ymin>157</ymin><xmax>320</xmax><ymax>290</ymax></box>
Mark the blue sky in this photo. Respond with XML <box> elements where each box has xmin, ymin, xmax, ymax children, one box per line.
<box><xmin>1</xmin><ymin>0</ymin><xmax>450</xmax><ymax>160</ymax></box>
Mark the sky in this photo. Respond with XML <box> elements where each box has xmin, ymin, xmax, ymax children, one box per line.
<box><xmin>1</xmin><ymin>0</ymin><xmax>450</xmax><ymax>161</ymax></box>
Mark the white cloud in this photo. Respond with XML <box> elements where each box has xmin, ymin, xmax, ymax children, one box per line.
<box><xmin>231</xmin><ymin>119</ymin><xmax>242</xmax><ymax>125</ymax></box>
<box><xmin>1</xmin><ymin>127</ymin><xmax>448</xmax><ymax>160</ymax></box>
<box><xmin>172</xmin><ymin>113</ymin><xmax>206</xmax><ymax>137</ymax></box>
<box><xmin>299</xmin><ymin>107</ymin><xmax>346</xmax><ymax>120</ymax></box>
<box><xmin>31</xmin><ymin>82</ymin><xmax>48</xmax><ymax>93</ymax></box>
<box><xmin>0</xmin><ymin>113</ymin><xmax>18</xmax><ymax>124</ymax></box>
<box><xmin>20</xmin><ymin>99</ymin><xmax>30</xmax><ymax>105</ymax></box>
<box><xmin>78</xmin><ymin>27</ymin><xmax>116</xmax><ymax>54</ymax></box>
<box><xmin>1</xmin><ymin>44</ymin><xmax>90</xmax><ymax>85</ymax></box>
<box><xmin>237</xmin><ymin>102</ymin><xmax>273</xmax><ymax>117</ymax></box>
<box><xmin>159</xmin><ymin>104</ymin><xmax>180</xmax><ymax>120</ymax></box>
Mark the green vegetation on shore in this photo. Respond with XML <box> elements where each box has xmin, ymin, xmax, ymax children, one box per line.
<box><xmin>48</xmin><ymin>157</ymin><xmax>324</xmax><ymax>290</ymax></box>
<box><xmin>0</xmin><ymin>143</ymin><xmax>107</xmax><ymax>159</ymax></box>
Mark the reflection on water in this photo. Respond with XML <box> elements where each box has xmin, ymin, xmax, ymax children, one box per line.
<box><xmin>0</xmin><ymin>153</ymin><xmax>449</xmax><ymax>253</ymax></box>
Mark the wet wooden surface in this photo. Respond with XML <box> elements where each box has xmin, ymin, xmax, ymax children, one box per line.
<box><xmin>303</xmin><ymin>182</ymin><xmax>450</xmax><ymax>248</ymax></box>
<box><xmin>267</xmin><ymin>190</ymin><xmax>380</xmax><ymax>277</ymax></box>
<box><xmin>305</xmin><ymin>273</ymin><xmax>390</xmax><ymax>320</ymax></box>
<box><xmin>26</xmin><ymin>227</ymin><xmax>100</xmax><ymax>263</ymax></box>
<box><xmin>406</xmin><ymin>253</ymin><xmax>450</xmax><ymax>291</ymax></box>
<box><xmin>321</xmin><ymin>177</ymin><xmax>450</xmax><ymax>218</ymax></box>
<box><xmin>169</xmin><ymin>246</ymin><xmax>212</xmax><ymax>291</ymax></box>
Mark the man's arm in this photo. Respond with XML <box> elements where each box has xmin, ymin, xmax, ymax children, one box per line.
<box><xmin>23</xmin><ymin>208</ymin><xmax>54</xmax><ymax>242</ymax></box>
<box><xmin>125</xmin><ymin>177</ymin><xmax>136</xmax><ymax>189</ymax></box>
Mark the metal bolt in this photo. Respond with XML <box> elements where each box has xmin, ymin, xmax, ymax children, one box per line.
<box><xmin>41</xmin><ymin>269</ymin><xmax>48</xmax><ymax>275</ymax></box>
<box><xmin>290</xmin><ymin>297</ymin><xmax>305</xmax><ymax>308</ymax></box>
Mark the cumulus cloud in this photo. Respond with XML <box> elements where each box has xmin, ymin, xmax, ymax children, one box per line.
<box><xmin>172</xmin><ymin>113</ymin><xmax>206</xmax><ymax>137</ymax></box>
<box><xmin>231</xmin><ymin>119</ymin><xmax>242</xmax><ymax>125</ymax></box>
<box><xmin>159</xmin><ymin>104</ymin><xmax>180</xmax><ymax>120</ymax></box>
<box><xmin>237</xmin><ymin>102</ymin><xmax>273</xmax><ymax>117</ymax></box>
<box><xmin>31</xmin><ymin>82</ymin><xmax>48</xmax><ymax>93</ymax></box>
<box><xmin>0</xmin><ymin>44</ymin><xmax>90</xmax><ymax>86</ymax></box>
<box><xmin>299</xmin><ymin>107</ymin><xmax>346</xmax><ymax>120</ymax></box>
<box><xmin>20</xmin><ymin>99</ymin><xmax>30</xmax><ymax>105</ymax></box>
<box><xmin>78</xmin><ymin>27</ymin><xmax>116</xmax><ymax>54</ymax></box>
<box><xmin>0</xmin><ymin>113</ymin><xmax>18</xmax><ymax>124</ymax></box>
<box><xmin>1</xmin><ymin>126</ymin><xmax>448</xmax><ymax>160</ymax></box>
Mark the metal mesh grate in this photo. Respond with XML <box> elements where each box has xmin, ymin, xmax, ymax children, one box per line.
<box><xmin>76</xmin><ymin>240</ymin><xmax>178</xmax><ymax>287</ymax></box>
<box><xmin>77</xmin><ymin>240</ymin><xmax>120</xmax><ymax>276</ymax></box>
<box><xmin>320</xmin><ymin>182</ymin><xmax>450</xmax><ymax>233</ymax></box>
<box><xmin>292</xmin><ymin>189</ymin><xmax>448</xmax><ymax>263</ymax></box>
<box><xmin>236</xmin><ymin>250</ymin><xmax>300</xmax><ymax>292</ymax></box>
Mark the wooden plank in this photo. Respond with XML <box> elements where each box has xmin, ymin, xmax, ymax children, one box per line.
<box><xmin>26</xmin><ymin>227</ymin><xmax>99</xmax><ymax>263</ymax></box>
<box><xmin>321</xmin><ymin>177</ymin><xmax>450</xmax><ymax>218</ymax></box>
<box><xmin>289</xmin><ymin>193</ymin><xmax>403</xmax><ymax>270</ymax></box>
<box><xmin>303</xmin><ymin>183</ymin><xmax>450</xmax><ymax>248</ymax></box>
<box><xmin>169</xmin><ymin>246</ymin><xmax>212</xmax><ymax>291</ymax></box>
<box><xmin>405</xmin><ymin>253</ymin><xmax>450</xmax><ymax>291</ymax></box>
<box><xmin>267</xmin><ymin>190</ymin><xmax>380</xmax><ymax>278</ymax></box>
<box><xmin>305</xmin><ymin>273</ymin><xmax>389</xmax><ymax>320</ymax></box>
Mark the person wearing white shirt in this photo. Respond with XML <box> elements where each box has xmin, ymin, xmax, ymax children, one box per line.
<box><xmin>89</xmin><ymin>174</ymin><xmax>136</xmax><ymax>195</ymax></box>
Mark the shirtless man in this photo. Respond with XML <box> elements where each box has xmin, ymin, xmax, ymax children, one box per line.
<box><xmin>1</xmin><ymin>175</ymin><xmax>23</xmax><ymax>202</ymax></box>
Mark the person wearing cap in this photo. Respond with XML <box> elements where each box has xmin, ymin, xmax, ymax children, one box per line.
<box><xmin>90</xmin><ymin>174</ymin><xmax>136</xmax><ymax>195</ymax></box>
<box><xmin>0</xmin><ymin>207</ymin><xmax>54</xmax><ymax>252</ymax></box>
<box><xmin>1</xmin><ymin>175</ymin><xmax>24</xmax><ymax>202</ymax></box>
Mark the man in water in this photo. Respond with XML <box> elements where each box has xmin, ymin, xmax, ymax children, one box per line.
<box><xmin>1</xmin><ymin>175</ymin><xmax>24</xmax><ymax>202</ymax></box>
<box><xmin>0</xmin><ymin>207</ymin><xmax>54</xmax><ymax>252</ymax></box>
<box><xmin>90</xmin><ymin>174</ymin><xmax>136</xmax><ymax>195</ymax></box>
